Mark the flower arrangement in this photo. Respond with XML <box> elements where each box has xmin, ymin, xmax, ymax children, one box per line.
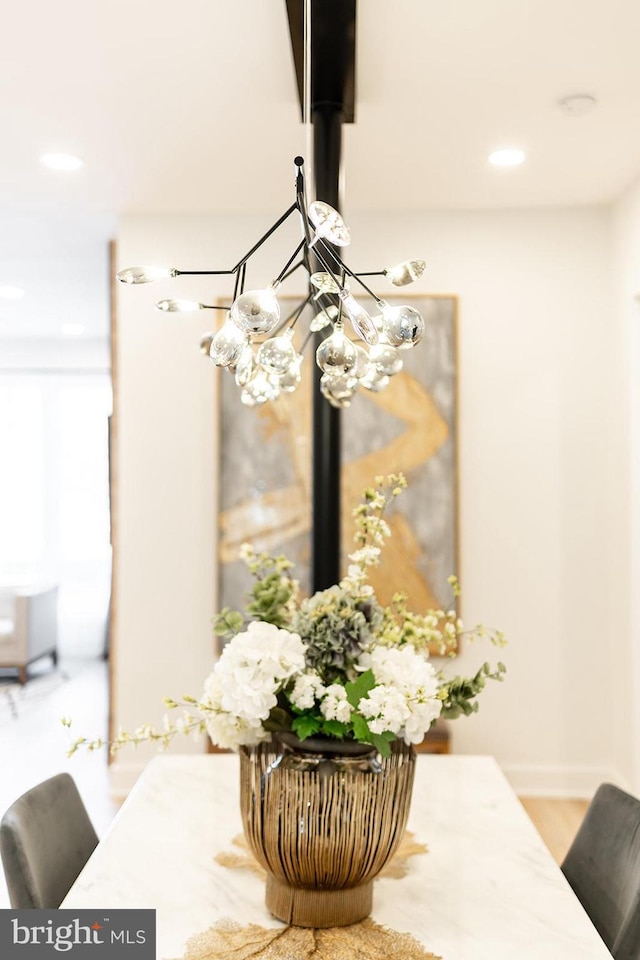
<box><xmin>66</xmin><ymin>474</ymin><xmax>505</xmax><ymax>758</ymax></box>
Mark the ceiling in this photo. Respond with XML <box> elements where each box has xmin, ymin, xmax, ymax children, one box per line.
<box><xmin>2</xmin><ymin>0</ymin><xmax>640</xmax><ymax>340</ymax></box>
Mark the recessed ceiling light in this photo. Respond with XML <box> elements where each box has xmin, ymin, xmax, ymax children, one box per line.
<box><xmin>60</xmin><ymin>323</ymin><xmax>85</xmax><ymax>336</ymax></box>
<box><xmin>488</xmin><ymin>148</ymin><xmax>526</xmax><ymax>167</ymax></box>
<box><xmin>558</xmin><ymin>94</ymin><xmax>597</xmax><ymax>117</ymax></box>
<box><xmin>40</xmin><ymin>153</ymin><xmax>84</xmax><ymax>172</ymax></box>
<box><xmin>0</xmin><ymin>285</ymin><xmax>25</xmax><ymax>299</ymax></box>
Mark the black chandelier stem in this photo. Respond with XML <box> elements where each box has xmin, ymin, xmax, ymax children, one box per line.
<box><xmin>311</xmin><ymin>103</ymin><xmax>344</xmax><ymax>592</ymax></box>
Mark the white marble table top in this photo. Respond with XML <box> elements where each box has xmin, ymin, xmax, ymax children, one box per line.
<box><xmin>63</xmin><ymin>754</ymin><xmax>611</xmax><ymax>960</ymax></box>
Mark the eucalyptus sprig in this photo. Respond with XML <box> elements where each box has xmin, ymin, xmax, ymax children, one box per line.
<box><xmin>438</xmin><ymin>661</ymin><xmax>507</xmax><ymax>719</ymax></box>
<box><xmin>213</xmin><ymin>546</ymin><xmax>298</xmax><ymax>641</ymax></box>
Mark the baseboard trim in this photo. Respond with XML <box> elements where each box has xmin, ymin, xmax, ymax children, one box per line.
<box><xmin>503</xmin><ymin>762</ymin><xmax>632</xmax><ymax>798</ymax></box>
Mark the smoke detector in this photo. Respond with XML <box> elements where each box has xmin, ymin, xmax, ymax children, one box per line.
<box><xmin>558</xmin><ymin>94</ymin><xmax>597</xmax><ymax>117</ymax></box>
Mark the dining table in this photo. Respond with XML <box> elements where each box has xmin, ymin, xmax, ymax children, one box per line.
<box><xmin>63</xmin><ymin>753</ymin><xmax>612</xmax><ymax>960</ymax></box>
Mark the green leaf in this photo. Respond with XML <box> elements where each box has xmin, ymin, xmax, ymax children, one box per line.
<box><xmin>371</xmin><ymin>733</ymin><xmax>393</xmax><ymax>757</ymax></box>
<box><xmin>345</xmin><ymin>670</ymin><xmax>376</xmax><ymax>709</ymax></box>
<box><xmin>321</xmin><ymin>719</ymin><xmax>348</xmax><ymax>739</ymax></box>
<box><xmin>351</xmin><ymin>713</ymin><xmax>373</xmax><ymax>743</ymax></box>
<box><xmin>292</xmin><ymin>714</ymin><xmax>322</xmax><ymax>740</ymax></box>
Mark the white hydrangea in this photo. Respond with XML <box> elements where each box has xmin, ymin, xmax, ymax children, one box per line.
<box><xmin>357</xmin><ymin>644</ymin><xmax>442</xmax><ymax>744</ymax></box>
<box><xmin>358</xmin><ymin>684</ymin><xmax>408</xmax><ymax>735</ymax></box>
<box><xmin>290</xmin><ymin>673</ymin><xmax>326</xmax><ymax>710</ymax></box>
<box><xmin>204</xmin><ymin>711</ymin><xmax>269</xmax><ymax>751</ymax></box>
<box><xmin>200</xmin><ymin>621</ymin><xmax>306</xmax><ymax>750</ymax></box>
<box><xmin>320</xmin><ymin>684</ymin><xmax>353</xmax><ymax>723</ymax></box>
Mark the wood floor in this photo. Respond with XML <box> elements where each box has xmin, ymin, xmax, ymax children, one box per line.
<box><xmin>520</xmin><ymin>796</ymin><xmax>588</xmax><ymax>864</ymax></box>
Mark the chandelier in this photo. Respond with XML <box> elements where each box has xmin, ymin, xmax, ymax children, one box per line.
<box><xmin>117</xmin><ymin>157</ymin><xmax>425</xmax><ymax>408</ymax></box>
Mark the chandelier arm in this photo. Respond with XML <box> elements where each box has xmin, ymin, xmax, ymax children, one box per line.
<box><xmin>344</xmin><ymin>272</ymin><xmax>382</xmax><ymax>304</ymax></box>
<box><xmin>295</xmin><ymin>162</ymin><xmax>313</xmax><ymax>248</ymax></box>
<box><xmin>297</xmin><ymin>206</ymin><xmax>314</xmax><ymax>251</ymax></box>
<box><xmin>232</xmin><ymin>266</ymin><xmax>242</xmax><ymax>301</ymax></box>
<box><xmin>311</xmin><ymin>289</ymin><xmax>341</xmax><ymax>318</ymax></box>
<box><xmin>311</xmin><ymin>249</ymin><xmax>343</xmax><ymax>288</ymax></box>
<box><xmin>310</xmin><ymin>236</ymin><xmax>343</xmax><ymax>273</ymax></box>
<box><xmin>264</xmin><ymin>291</ymin><xmax>314</xmax><ymax>342</ymax></box>
<box><xmin>276</xmin><ymin>291</ymin><xmax>314</xmax><ymax>330</ymax></box>
<box><xmin>300</xmin><ymin>327</ymin><xmax>316</xmax><ymax>354</ymax></box>
<box><xmin>232</xmin><ymin>262</ymin><xmax>248</xmax><ymax>302</ymax></box>
<box><xmin>288</xmin><ymin>290</ymin><xmax>315</xmax><ymax>328</ymax></box>
<box><xmin>295</xmin><ymin>203</ymin><xmax>348</xmax><ymax>292</ymax></box>
<box><xmin>274</xmin><ymin>238</ymin><xmax>307</xmax><ymax>286</ymax></box>
<box><xmin>352</xmin><ymin>271</ymin><xmax>386</xmax><ymax>277</ymax></box>
<box><xmin>175</xmin><ymin>270</ymin><xmax>235</xmax><ymax>277</ymax></box>
<box><xmin>278</xmin><ymin>258</ymin><xmax>309</xmax><ymax>285</ymax></box>
<box><xmin>302</xmin><ymin>245</ymin><xmax>313</xmax><ymax>280</ymax></box>
<box><xmin>231</xmin><ymin>202</ymin><xmax>300</xmax><ymax>273</ymax></box>
<box><xmin>316</xmin><ymin>241</ymin><xmax>383</xmax><ymax>304</ymax></box>
<box><xmin>298</xmin><ymin>218</ymin><xmax>346</xmax><ymax>290</ymax></box>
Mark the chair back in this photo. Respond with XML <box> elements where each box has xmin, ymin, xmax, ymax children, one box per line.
<box><xmin>562</xmin><ymin>782</ymin><xmax>640</xmax><ymax>960</ymax></box>
<box><xmin>0</xmin><ymin>773</ymin><xmax>98</xmax><ymax>908</ymax></box>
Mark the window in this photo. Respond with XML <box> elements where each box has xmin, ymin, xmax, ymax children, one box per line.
<box><xmin>0</xmin><ymin>372</ymin><xmax>112</xmax><ymax>656</ymax></box>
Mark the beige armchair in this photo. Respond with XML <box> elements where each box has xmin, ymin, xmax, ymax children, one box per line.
<box><xmin>0</xmin><ymin>586</ymin><xmax>58</xmax><ymax>684</ymax></box>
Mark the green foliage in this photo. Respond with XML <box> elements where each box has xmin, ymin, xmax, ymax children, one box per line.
<box><xmin>345</xmin><ymin>670</ymin><xmax>376</xmax><ymax>709</ymax></box>
<box><xmin>321</xmin><ymin>719</ymin><xmax>348</xmax><ymax>739</ymax></box>
<box><xmin>67</xmin><ymin>473</ymin><xmax>507</xmax><ymax>760</ymax></box>
<box><xmin>351</xmin><ymin>713</ymin><xmax>372</xmax><ymax>743</ymax></box>
<box><xmin>232</xmin><ymin>547</ymin><xmax>298</xmax><ymax>630</ymax></box>
<box><xmin>294</xmin><ymin>592</ymin><xmax>384</xmax><ymax>684</ymax></box>
<box><xmin>370</xmin><ymin>732</ymin><xmax>394</xmax><ymax>757</ymax></box>
<box><xmin>292</xmin><ymin>713</ymin><xmax>322</xmax><ymax>740</ymax></box>
<box><xmin>212</xmin><ymin>607</ymin><xmax>244</xmax><ymax>642</ymax></box>
<box><xmin>246</xmin><ymin>571</ymin><xmax>296</xmax><ymax>628</ymax></box>
<box><xmin>439</xmin><ymin>661</ymin><xmax>507</xmax><ymax>719</ymax></box>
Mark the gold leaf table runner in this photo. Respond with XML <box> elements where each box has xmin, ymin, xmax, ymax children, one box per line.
<box><xmin>168</xmin><ymin>831</ymin><xmax>440</xmax><ymax>960</ymax></box>
<box><xmin>169</xmin><ymin>918</ymin><xmax>442</xmax><ymax>960</ymax></box>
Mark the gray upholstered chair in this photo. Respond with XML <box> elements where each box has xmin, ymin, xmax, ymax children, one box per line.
<box><xmin>561</xmin><ymin>783</ymin><xmax>640</xmax><ymax>960</ymax></box>
<box><xmin>0</xmin><ymin>773</ymin><xmax>98</xmax><ymax>908</ymax></box>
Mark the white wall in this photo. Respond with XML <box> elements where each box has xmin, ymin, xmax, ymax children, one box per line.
<box><xmin>113</xmin><ymin>204</ymin><xmax>623</xmax><ymax>796</ymax></box>
<box><xmin>612</xmin><ymin>176</ymin><xmax>640</xmax><ymax>794</ymax></box>
<box><xmin>112</xmin><ymin>219</ymin><xmax>220</xmax><ymax>791</ymax></box>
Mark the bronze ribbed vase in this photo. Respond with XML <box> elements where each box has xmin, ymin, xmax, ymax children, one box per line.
<box><xmin>239</xmin><ymin>733</ymin><xmax>416</xmax><ymax>927</ymax></box>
